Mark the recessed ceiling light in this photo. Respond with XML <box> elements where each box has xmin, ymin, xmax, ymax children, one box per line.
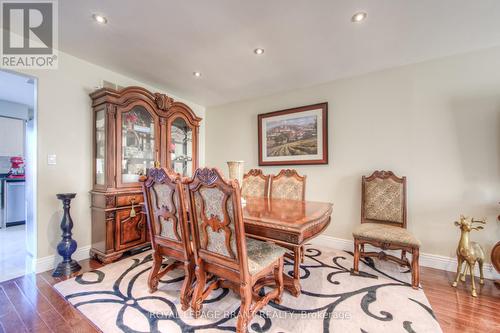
<box><xmin>254</xmin><ymin>48</ymin><xmax>265</xmax><ymax>55</ymax></box>
<box><xmin>92</xmin><ymin>14</ymin><xmax>108</xmax><ymax>24</ymax></box>
<box><xmin>193</xmin><ymin>71</ymin><xmax>201</xmax><ymax>77</ymax></box>
<box><xmin>351</xmin><ymin>12</ymin><xmax>367</xmax><ymax>23</ymax></box>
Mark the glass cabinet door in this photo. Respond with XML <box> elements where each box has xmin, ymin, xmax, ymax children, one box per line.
<box><xmin>95</xmin><ymin>110</ymin><xmax>106</xmax><ymax>185</ymax></box>
<box><xmin>169</xmin><ymin>117</ymin><xmax>193</xmax><ymax>177</ymax></box>
<box><xmin>121</xmin><ymin>105</ymin><xmax>156</xmax><ymax>183</ymax></box>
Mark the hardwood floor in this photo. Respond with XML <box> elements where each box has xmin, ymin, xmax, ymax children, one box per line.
<box><xmin>0</xmin><ymin>259</ymin><xmax>498</xmax><ymax>333</ymax></box>
<box><xmin>0</xmin><ymin>259</ymin><xmax>103</xmax><ymax>333</ymax></box>
<box><xmin>420</xmin><ymin>267</ymin><xmax>500</xmax><ymax>332</ymax></box>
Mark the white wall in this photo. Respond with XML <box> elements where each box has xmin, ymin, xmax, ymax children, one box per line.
<box><xmin>206</xmin><ymin>46</ymin><xmax>500</xmax><ymax>262</ymax></box>
<box><xmin>15</xmin><ymin>51</ymin><xmax>205</xmax><ymax>259</ymax></box>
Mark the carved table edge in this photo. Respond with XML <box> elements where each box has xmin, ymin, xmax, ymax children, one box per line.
<box><xmin>243</xmin><ymin>208</ymin><xmax>333</xmax><ymax>233</ymax></box>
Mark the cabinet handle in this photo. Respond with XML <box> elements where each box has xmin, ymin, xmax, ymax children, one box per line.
<box><xmin>136</xmin><ymin>220</ymin><xmax>144</xmax><ymax>231</ymax></box>
<box><xmin>130</xmin><ymin>198</ymin><xmax>136</xmax><ymax>217</ymax></box>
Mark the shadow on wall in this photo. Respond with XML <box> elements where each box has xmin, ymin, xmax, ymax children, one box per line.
<box><xmin>332</xmin><ymin>172</ymin><xmax>361</xmax><ymax>218</ymax></box>
<box><xmin>411</xmin><ymin>200</ymin><xmax>495</xmax><ymax>256</ymax></box>
<box><xmin>450</xmin><ymin>94</ymin><xmax>500</xmax><ymax>198</ymax></box>
<box><xmin>48</xmin><ymin>210</ymin><xmax>63</xmax><ymax>256</ymax></box>
<box><xmin>449</xmin><ymin>94</ymin><xmax>500</xmax><ymax>258</ymax></box>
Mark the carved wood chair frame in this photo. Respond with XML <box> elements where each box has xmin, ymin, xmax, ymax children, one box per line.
<box><xmin>141</xmin><ymin>168</ymin><xmax>195</xmax><ymax>310</ymax></box>
<box><xmin>185</xmin><ymin>168</ymin><xmax>284</xmax><ymax>332</ymax></box>
<box><xmin>352</xmin><ymin>170</ymin><xmax>420</xmax><ymax>289</ymax></box>
<box><xmin>242</xmin><ymin>168</ymin><xmax>271</xmax><ymax>198</ymax></box>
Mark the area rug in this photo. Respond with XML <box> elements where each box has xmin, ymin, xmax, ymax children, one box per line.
<box><xmin>53</xmin><ymin>246</ymin><xmax>442</xmax><ymax>333</ymax></box>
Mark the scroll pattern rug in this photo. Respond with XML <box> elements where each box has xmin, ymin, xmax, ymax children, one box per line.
<box><xmin>53</xmin><ymin>246</ymin><xmax>442</xmax><ymax>333</ymax></box>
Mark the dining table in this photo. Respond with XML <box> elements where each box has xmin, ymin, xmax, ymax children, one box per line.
<box><xmin>242</xmin><ymin>196</ymin><xmax>333</xmax><ymax>296</ymax></box>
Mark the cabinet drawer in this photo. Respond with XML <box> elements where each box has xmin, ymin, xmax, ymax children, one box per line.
<box><xmin>116</xmin><ymin>193</ymin><xmax>144</xmax><ymax>207</ymax></box>
<box><xmin>115</xmin><ymin>207</ymin><xmax>147</xmax><ymax>251</ymax></box>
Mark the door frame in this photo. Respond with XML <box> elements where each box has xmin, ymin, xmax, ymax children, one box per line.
<box><xmin>0</xmin><ymin>69</ymin><xmax>38</xmax><ymax>267</ymax></box>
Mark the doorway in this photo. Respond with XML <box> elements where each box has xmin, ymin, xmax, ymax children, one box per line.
<box><xmin>0</xmin><ymin>70</ymin><xmax>37</xmax><ymax>282</ymax></box>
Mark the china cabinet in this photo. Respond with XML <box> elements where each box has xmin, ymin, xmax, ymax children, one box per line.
<box><xmin>89</xmin><ymin>86</ymin><xmax>201</xmax><ymax>263</ymax></box>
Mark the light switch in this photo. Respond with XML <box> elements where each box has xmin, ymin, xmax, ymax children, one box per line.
<box><xmin>47</xmin><ymin>154</ymin><xmax>57</xmax><ymax>165</ymax></box>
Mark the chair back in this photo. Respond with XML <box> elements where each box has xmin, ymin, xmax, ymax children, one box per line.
<box><xmin>361</xmin><ymin>170</ymin><xmax>407</xmax><ymax>228</ymax></box>
<box><xmin>242</xmin><ymin>169</ymin><xmax>270</xmax><ymax>198</ymax></box>
<box><xmin>141</xmin><ymin>168</ymin><xmax>192</xmax><ymax>259</ymax></box>
<box><xmin>185</xmin><ymin>168</ymin><xmax>249</xmax><ymax>276</ymax></box>
<box><xmin>270</xmin><ymin>169</ymin><xmax>306</xmax><ymax>201</ymax></box>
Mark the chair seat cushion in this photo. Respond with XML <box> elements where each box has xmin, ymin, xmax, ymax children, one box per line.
<box><xmin>246</xmin><ymin>237</ymin><xmax>287</xmax><ymax>275</ymax></box>
<box><xmin>353</xmin><ymin>223</ymin><xmax>421</xmax><ymax>248</ymax></box>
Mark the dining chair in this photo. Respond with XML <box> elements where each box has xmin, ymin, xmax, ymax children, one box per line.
<box><xmin>185</xmin><ymin>167</ymin><xmax>285</xmax><ymax>333</ymax></box>
<box><xmin>141</xmin><ymin>167</ymin><xmax>195</xmax><ymax>310</ymax></box>
<box><xmin>352</xmin><ymin>170</ymin><xmax>421</xmax><ymax>289</ymax></box>
<box><xmin>269</xmin><ymin>169</ymin><xmax>307</xmax><ymax>262</ymax></box>
<box><xmin>241</xmin><ymin>168</ymin><xmax>270</xmax><ymax>198</ymax></box>
<box><xmin>269</xmin><ymin>169</ymin><xmax>306</xmax><ymax>201</ymax></box>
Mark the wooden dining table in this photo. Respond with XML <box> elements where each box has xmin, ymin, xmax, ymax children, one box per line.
<box><xmin>242</xmin><ymin>196</ymin><xmax>333</xmax><ymax>296</ymax></box>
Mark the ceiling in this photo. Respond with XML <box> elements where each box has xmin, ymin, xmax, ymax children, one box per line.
<box><xmin>59</xmin><ymin>0</ymin><xmax>500</xmax><ymax>106</ymax></box>
<box><xmin>0</xmin><ymin>70</ymin><xmax>35</xmax><ymax>108</ymax></box>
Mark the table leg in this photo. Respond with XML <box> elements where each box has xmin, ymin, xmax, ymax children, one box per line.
<box><xmin>286</xmin><ymin>245</ymin><xmax>302</xmax><ymax>296</ymax></box>
<box><xmin>254</xmin><ymin>245</ymin><xmax>302</xmax><ymax>297</ymax></box>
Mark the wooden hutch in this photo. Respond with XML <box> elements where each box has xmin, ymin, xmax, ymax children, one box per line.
<box><xmin>89</xmin><ymin>86</ymin><xmax>201</xmax><ymax>263</ymax></box>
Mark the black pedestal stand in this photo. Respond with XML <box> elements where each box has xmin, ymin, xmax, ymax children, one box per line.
<box><xmin>52</xmin><ymin>193</ymin><xmax>81</xmax><ymax>277</ymax></box>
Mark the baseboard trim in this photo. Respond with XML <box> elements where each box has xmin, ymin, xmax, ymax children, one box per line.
<box><xmin>33</xmin><ymin>245</ymin><xmax>91</xmax><ymax>274</ymax></box>
<box><xmin>310</xmin><ymin>235</ymin><xmax>500</xmax><ymax>281</ymax></box>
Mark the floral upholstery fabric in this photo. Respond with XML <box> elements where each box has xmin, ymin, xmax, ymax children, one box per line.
<box><xmin>270</xmin><ymin>177</ymin><xmax>304</xmax><ymax>201</ymax></box>
<box><xmin>199</xmin><ymin>187</ymin><xmax>225</xmax><ymax>220</ymax></box>
<box><xmin>246</xmin><ymin>238</ymin><xmax>286</xmax><ymax>275</ymax></box>
<box><xmin>150</xmin><ymin>183</ymin><xmax>181</xmax><ymax>240</ymax></box>
<box><xmin>353</xmin><ymin>223</ymin><xmax>420</xmax><ymax>247</ymax></box>
<box><xmin>194</xmin><ymin>187</ymin><xmax>238</xmax><ymax>258</ymax></box>
<box><xmin>364</xmin><ymin>178</ymin><xmax>403</xmax><ymax>224</ymax></box>
<box><xmin>158</xmin><ymin>216</ymin><xmax>177</xmax><ymax>240</ymax></box>
<box><xmin>242</xmin><ymin>175</ymin><xmax>267</xmax><ymax>198</ymax></box>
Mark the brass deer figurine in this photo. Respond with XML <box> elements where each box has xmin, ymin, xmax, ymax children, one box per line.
<box><xmin>452</xmin><ymin>215</ymin><xmax>486</xmax><ymax>297</ymax></box>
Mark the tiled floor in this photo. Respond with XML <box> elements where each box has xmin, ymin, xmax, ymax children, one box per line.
<box><xmin>0</xmin><ymin>224</ymin><xmax>31</xmax><ymax>282</ymax></box>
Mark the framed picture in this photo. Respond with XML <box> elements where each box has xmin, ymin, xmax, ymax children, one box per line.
<box><xmin>258</xmin><ymin>102</ymin><xmax>328</xmax><ymax>166</ymax></box>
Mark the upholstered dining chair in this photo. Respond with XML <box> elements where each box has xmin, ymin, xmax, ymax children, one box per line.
<box><xmin>141</xmin><ymin>168</ymin><xmax>195</xmax><ymax>310</ymax></box>
<box><xmin>270</xmin><ymin>169</ymin><xmax>307</xmax><ymax>262</ymax></box>
<box><xmin>352</xmin><ymin>170</ymin><xmax>421</xmax><ymax>289</ymax></box>
<box><xmin>241</xmin><ymin>168</ymin><xmax>270</xmax><ymax>198</ymax></box>
<box><xmin>185</xmin><ymin>168</ymin><xmax>285</xmax><ymax>333</ymax></box>
<box><xmin>269</xmin><ymin>169</ymin><xmax>306</xmax><ymax>201</ymax></box>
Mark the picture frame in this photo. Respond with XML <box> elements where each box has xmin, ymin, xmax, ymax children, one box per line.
<box><xmin>258</xmin><ymin>102</ymin><xmax>328</xmax><ymax>166</ymax></box>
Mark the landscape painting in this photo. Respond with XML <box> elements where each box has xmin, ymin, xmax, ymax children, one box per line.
<box><xmin>258</xmin><ymin>103</ymin><xmax>328</xmax><ymax>166</ymax></box>
<box><xmin>266</xmin><ymin>115</ymin><xmax>318</xmax><ymax>156</ymax></box>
